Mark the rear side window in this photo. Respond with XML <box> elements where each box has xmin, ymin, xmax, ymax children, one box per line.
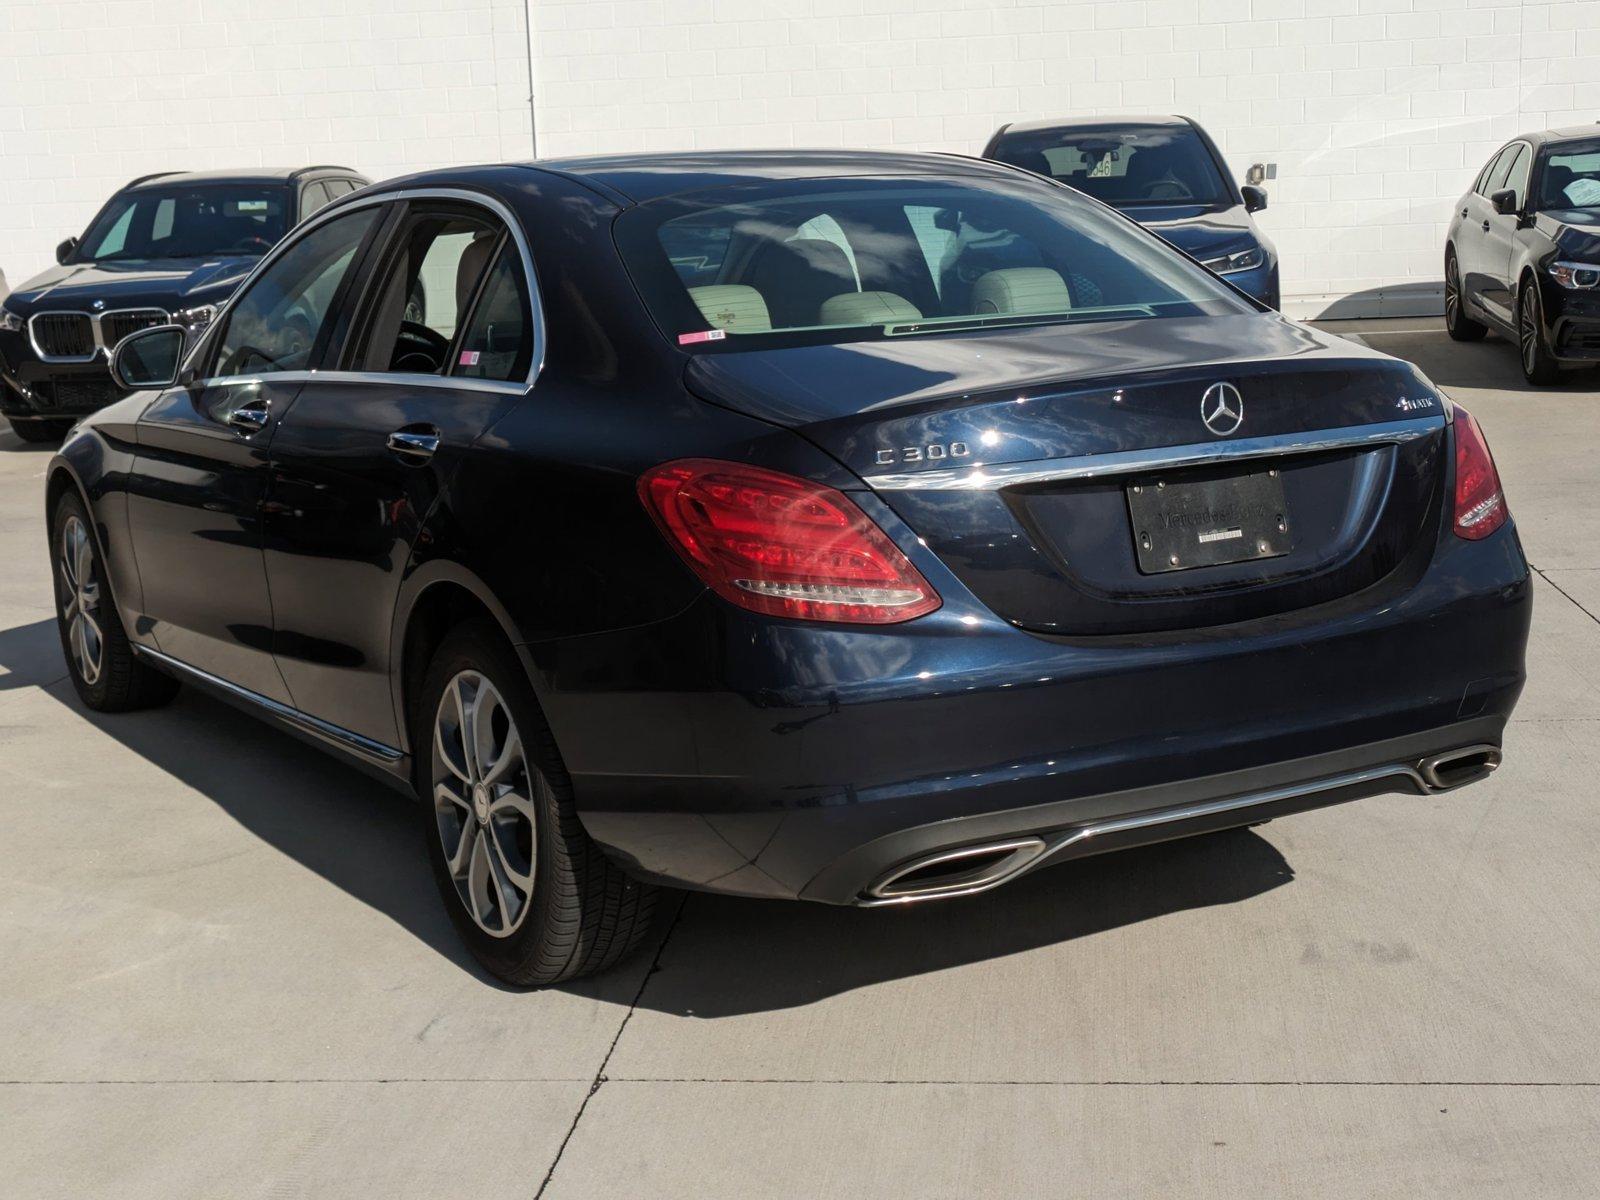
<box><xmin>210</xmin><ymin>207</ymin><xmax>378</xmax><ymax>377</ymax></box>
<box><xmin>615</xmin><ymin>174</ymin><xmax>1253</xmax><ymax>351</ymax></box>
<box><xmin>453</xmin><ymin>246</ymin><xmax>533</xmax><ymax>382</ymax></box>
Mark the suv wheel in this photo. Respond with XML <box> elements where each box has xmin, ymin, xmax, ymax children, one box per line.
<box><xmin>1444</xmin><ymin>248</ymin><xmax>1486</xmax><ymax>342</ymax></box>
<box><xmin>1518</xmin><ymin>282</ymin><xmax>1561</xmax><ymax>385</ymax></box>
<box><xmin>9</xmin><ymin>418</ymin><xmax>73</xmax><ymax>444</ymax></box>
<box><xmin>51</xmin><ymin>491</ymin><xmax>179</xmax><ymax>711</ymax></box>
<box><xmin>418</xmin><ymin>621</ymin><xmax>659</xmax><ymax>985</ymax></box>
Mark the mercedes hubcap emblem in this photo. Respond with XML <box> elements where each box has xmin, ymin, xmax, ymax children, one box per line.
<box><xmin>473</xmin><ymin>783</ymin><xmax>490</xmax><ymax>825</ymax></box>
<box><xmin>1201</xmin><ymin>382</ymin><xmax>1244</xmax><ymax>436</ymax></box>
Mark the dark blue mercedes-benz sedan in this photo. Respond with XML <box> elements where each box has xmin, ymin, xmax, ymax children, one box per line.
<box><xmin>48</xmin><ymin>150</ymin><xmax>1529</xmax><ymax>985</ymax></box>
<box><xmin>983</xmin><ymin>115</ymin><xmax>1281</xmax><ymax>308</ymax></box>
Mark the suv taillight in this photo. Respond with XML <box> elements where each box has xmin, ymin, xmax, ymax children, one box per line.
<box><xmin>638</xmin><ymin>459</ymin><xmax>941</xmax><ymax>624</ymax></box>
<box><xmin>1451</xmin><ymin>403</ymin><xmax>1507</xmax><ymax>541</ymax></box>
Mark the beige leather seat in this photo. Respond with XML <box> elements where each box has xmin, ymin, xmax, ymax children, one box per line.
<box><xmin>818</xmin><ymin>290</ymin><xmax>923</xmax><ymax>325</ymax></box>
<box><xmin>687</xmin><ymin>284</ymin><xmax>772</xmax><ymax>333</ymax></box>
<box><xmin>970</xmin><ymin>268</ymin><xmax>1073</xmax><ymax>316</ymax></box>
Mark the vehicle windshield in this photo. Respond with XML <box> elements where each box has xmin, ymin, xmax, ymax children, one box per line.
<box><xmin>1537</xmin><ymin>142</ymin><xmax>1600</xmax><ymax>210</ymax></box>
<box><xmin>988</xmin><ymin>125</ymin><xmax>1229</xmax><ymax>208</ymax></box>
<box><xmin>75</xmin><ymin>184</ymin><xmax>289</xmax><ymax>262</ymax></box>
<box><xmin>614</xmin><ymin>174</ymin><xmax>1255</xmax><ymax>351</ymax></box>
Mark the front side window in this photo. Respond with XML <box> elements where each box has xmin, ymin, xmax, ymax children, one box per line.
<box><xmin>210</xmin><ymin>207</ymin><xmax>378</xmax><ymax>377</ymax></box>
<box><xmin>76</xmin><ymin>185</ymin><xmax>290</xmax><ymax>262</ymax></box>
<box><xmin>615</xmin><ymin>175</ymin><xmax>1254</xmax><ymax>351</ymax></box>
<box><xmin>350</xmin><ymin>209</ymin><xmax>500</xmax><ymax>375</ymax></box>
<box><xmin>989</xmin><ymin>125</ymin><xmax>1228</xmax><ymax>208</ymax></box>
<box><xmin>1501</xmin><ymin>145</ymin><xmax>1532</xmax><ymax>210</ymax></box>
<box><xmin>1480</xmin><ymin>145</ymin><xmax>1521</xmax><ymax>197</ymax></box>
<box><xmin>1537</xmin><ymin>141</ymin><xmax>1600</xmax><ymax>210</ymax></box>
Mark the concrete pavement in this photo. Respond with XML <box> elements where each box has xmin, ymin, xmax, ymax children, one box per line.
<box><xmin>1</xmin><ymin>323</ymin><xmax>1597</xmax><ymax>1197</ymax></box>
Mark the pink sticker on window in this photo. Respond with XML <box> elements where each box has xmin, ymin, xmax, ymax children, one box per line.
<box><xmin>458</xmin><ymin>350</ymin><xmax>481</xmax><ymax>366</ymax></box>
<box><xmin>677</xmin><ymin>329</ymin><xmax>727</xmax><ymax>345</ymax></box>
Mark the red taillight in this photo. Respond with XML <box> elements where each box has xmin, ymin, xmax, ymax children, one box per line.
<box><xmin>1451</xmin><ymin>403</ymin><xmax>1507</xmax><ymax>540</ymax></box>
<box><xmin>638</xmin><ymin>458</ymin><xmax>941</xmax><ymax>624</ymax></box>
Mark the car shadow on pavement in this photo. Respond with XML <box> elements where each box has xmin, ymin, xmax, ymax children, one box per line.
<box><xmin>614</xmin><ymin>829</ymin><xmax>1293</xmax><ymax>1017</ymax></box>
<box><xmin>1346</xmin><ymin>326</ymin><xmax>1600</xmax><ymax>397</ymax></box>
<box><xmin>0</xmin><ymin>616</ymin><xmax>525</xmax><ymax>991</ymax></box>
<box><xmin>3</xmin><ymin>614</ymin><xmax>1294</xmax><ymax>1009</ymax></box>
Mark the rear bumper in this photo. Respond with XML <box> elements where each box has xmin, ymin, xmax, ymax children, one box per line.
<box><xmin>530</xmin><ymin>521</ymin><xmax>1530</xmax><ymax>904</ymax></box>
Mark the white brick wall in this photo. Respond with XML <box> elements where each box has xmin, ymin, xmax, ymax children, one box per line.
<box><xmin>3</xmin><ymin>0</ymin><xmax>1596</xmax><ymax>313</ymax></box>
<box><xmin>528</xmin><ymin>0</ymin><xmax>1600</xmax><ymax>316</ymax></box>
<box><xmin>0</xmin><ymin>0</ymin><xmax>532</xmax><ymax>282</ymax></box>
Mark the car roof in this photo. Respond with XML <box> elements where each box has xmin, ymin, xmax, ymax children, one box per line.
<box><xmin>123</xmin><ymin>166</ymin><xmax>363</xmax><ymax>191</ymax></box>
<box><xmin>1526</xmin><ymin>124</ymin><xmax>1600</xmax><ymax>147</ymax></box>
<box><xmin>515</xmin><ymin>149</ymin><xmax>1026</xmax><ymax>204</ymax></box>
<box><xmin>994</xmin><ymin>114</ymin><xmax>1195</xmax><ymax>137</ymax></box>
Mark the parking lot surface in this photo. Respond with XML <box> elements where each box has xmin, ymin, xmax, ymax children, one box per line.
<box><xmin>2</xmin><ymin>322</ymin><xmax>1597</xmax><ymax>1198</ymax></box>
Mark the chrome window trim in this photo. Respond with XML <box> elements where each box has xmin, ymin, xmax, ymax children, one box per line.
<box><xmin>132</xmin><ymin>644</ymin><xmax>403</xmax><ymax>765</ymax></box>
<box><xmin>28</xmin><ymin>306</ymin><xmax>169</xmax><ymax>363</ymax></box>
<box><xmin>186</xmin><ymin>185</ymin><xmax>546</xmax><ymax>393</ymax></box>
<box><xmin>862</xmin><ymin>415</ymin><xmax>1444</xmax><ymax>492</ymax></box>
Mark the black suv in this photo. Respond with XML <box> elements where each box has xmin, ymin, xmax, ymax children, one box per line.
<box><xmin>1</xmin><ymin>166</ymin><xmax>368</xmax><ymax>442</ymax></box>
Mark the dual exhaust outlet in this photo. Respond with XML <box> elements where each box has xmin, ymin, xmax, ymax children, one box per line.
<box><xmin>864</xmin><ymin>744</ymin><xmax>1502</xmax><ymax>906</ymax></box>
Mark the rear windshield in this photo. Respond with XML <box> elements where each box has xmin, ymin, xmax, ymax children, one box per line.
<box><xmin>614</xmin><ymin>174</ymin><xmax>1254</xmax><ymax>351</ymax></box>
<box><xmin>75</xmin><ymin>185</ymin><xmax>289</xmax><ymax>262</ymax></box>
<box><xmin>989</xmin><ymin>125</ymin><xmax>1229</xmax><ymax>208</ymax></box>
<box><xmin>1538</xmin><ymin>141</ymin><xmax>1600</xmax><ymax>210</ymax></box>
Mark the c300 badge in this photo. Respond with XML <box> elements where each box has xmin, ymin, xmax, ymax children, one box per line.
<box><xmin>875</xmin><ymin>442</ymin><xmax>971</xmax><ymax>466</ymax></box>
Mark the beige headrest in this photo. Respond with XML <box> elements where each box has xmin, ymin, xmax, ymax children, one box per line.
<box><xmin>970</xmin><ymin>268</ymin><xmax>1073</xmax><ymax>316</ymax></box>
<box><xmin>818</xmin><ymin>291</ymin><xmax>923</xmax><ymax>325</ymax></box>
<box><xmin>457</xmin><ymin>234</ymin><xmax>497</xmax><ymax>312</ymax></box>
<box><xmin>688</xmin><ymin>284</ymin><xmax>771</xmax><ymax>333</ymax></box>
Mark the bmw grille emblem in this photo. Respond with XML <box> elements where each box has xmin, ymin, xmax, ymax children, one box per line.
<box><xmin>91</xmin><ymin>299</ymin><xmax>106</xmax><ymax>311</ymax></box>
<box><xmin>1201</xmin><ymin>382</ymin><xmax>1244</xmax><ymax>436</ymax></box>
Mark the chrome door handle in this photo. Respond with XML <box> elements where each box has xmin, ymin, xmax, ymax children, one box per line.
<box><xmin>227</xmin><ymin>400</ymin><xmax>270</xmax><ymax>433</ymax></box>
<box><xmin>387</xmin><ymin>427</ymin><xmax>441</xmax><ymax>462</ymax></box>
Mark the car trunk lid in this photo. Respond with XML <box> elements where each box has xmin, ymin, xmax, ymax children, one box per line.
<box><xmin>684</xmin><ymin>315</ymin><xmax>1449</xmax><ymax>634</ymax></box>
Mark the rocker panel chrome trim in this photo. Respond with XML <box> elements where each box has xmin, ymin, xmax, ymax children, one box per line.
<box><xmin>132</xmin><ymin>644</ymin><xmax>403</xmax><ymax>764</ymax></box>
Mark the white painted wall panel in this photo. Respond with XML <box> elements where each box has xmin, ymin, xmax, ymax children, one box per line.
<box><xmin>527</xmin><ymin>0</ymin><xmax>1600</xmax><ymax>316</ymax></box>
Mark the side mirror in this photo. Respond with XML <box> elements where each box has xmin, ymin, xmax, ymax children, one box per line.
<box><xmin>110</xmin><ymin>324</ymin><xmax>187</xmax><ymax>391</ymax></box>
<box><xmin>1490</xmin><ymin>188</ymin><xmax>1518</xmax><ymax>216</ymax></box>
<box><xmin>55</xmin><ymin>237</ymin><xmax>78</xmax><ymax>265</ymax></box>
<box><xmin>1241</xmin><ymin>185</ymin><xmax>1268</xmax><ymax>214</ymax></box>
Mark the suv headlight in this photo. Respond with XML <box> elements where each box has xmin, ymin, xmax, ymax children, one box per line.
<box><xmin>1202</xmin><ymin>246</ymin><xmax>1266</xmax><ymax>275</ymax></box>
<box><xmin>174</xmin><ymin>304</ymin><xmax>218</xmax><ymax>331</ymax></box>
<box><xmin>0</xmin><ymin>307</ymin><xmax>23</xmax><ymax>333</ymax></box>
<box><xmin>1548</xmin><ymin>261</ymin><xmax>1600</xmax><ymax>289</ymax></box>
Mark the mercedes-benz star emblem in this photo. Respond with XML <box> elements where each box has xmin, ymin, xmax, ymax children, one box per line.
<box><xmin>1200</xmin><ymin>382</ymin><xmax>1244</xmax><ymax>436</ymax></box>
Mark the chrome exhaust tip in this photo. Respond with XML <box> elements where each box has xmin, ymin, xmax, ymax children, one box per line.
<box><xmin>1419</xmin><ymin>744</ymin><xmax>1502</xmax><ymax>792</ymax></box>
<box><xmin>865</xmin><ymin>837</ymin><xmax>1047</xmax><ymax>905</ymax></box>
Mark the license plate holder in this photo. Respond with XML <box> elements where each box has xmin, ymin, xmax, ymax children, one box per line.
<box><xmin>1127</xmin><ymin>467</ymin><xmax>1292</xmax><ymax>574</ymax></box>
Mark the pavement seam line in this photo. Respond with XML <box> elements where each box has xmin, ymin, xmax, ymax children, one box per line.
<box><xmin>532</xmin><ymin>891</ymin><xmax>690</xmax><ymax>1200</ymax></box>
<box><xmin>1532</xmin><ymin>564</ymin><xmax>1600</xmax><ymax>627</ymax></box>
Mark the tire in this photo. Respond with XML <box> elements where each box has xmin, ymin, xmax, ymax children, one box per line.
<box><xmin>1444</xmin><ymin>248</ymin><xmax>1486</xmax><ymax>342</ymax></box>
<box><xmin>8</xmin><ymin>418</ymin><xmax>73</xmax><ymax>444</ymax></box>
<box><xmin>50</xmin><ymin>490</ymin><xmax>180</xmax><ymax>712</ymax></box>
<box><xmin>1517</xmin><ymin>280</ymin><xmax>1561</xmax><ymax>385</ymax></box>
<box><xmin>417</xmin><ymin>620</ymin><xmax>658</xmax><ymax>986</ymax></box>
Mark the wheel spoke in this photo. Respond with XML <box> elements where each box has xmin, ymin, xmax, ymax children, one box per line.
<box><xmin>481</xmin><ymin>728</ymin><xmax>522</xmax><ymax>788</ymax></box>
<box><xmin>466</xmin><ymin>827</ymin><xmax>499</xmax><ymax>930</ymax></box>
<box><xmin>74</xmin><ymin>530</ymin><xmax>93</xmax><ymax>596</ymax></box>
<box><xmin>447</xmin><ymin>817</ymin><xmax>479</xmax><ymax>877</ymax></box>
<box><xmin>435</xmin><ymin>777</ymin><xmax>471</xmax><ymax>814</ymax></box>
<box><xmin>434</xmin><ymin>718</ymin><xmax>472</xmax><ymax>784</ymax></box>
<box><xmin>485</xmin><ymin>828</ymin><xmax>531</xmax><ymax>908</ymax></box>
<box><xmin>489</xmin><ymin>786</ymin><xmax>536</xmax><ymax>825</ymax></box>
<box><xmin>455</xmin><ymin>676</ymin><xmax>483</xmax><ymax>782</ymax></box>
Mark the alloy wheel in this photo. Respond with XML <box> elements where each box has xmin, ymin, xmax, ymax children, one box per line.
<box><xmin>59</xmin><ymin>516</ymin><xmax>104</xmax><ymax>687</ymax></box>
<box><xmin>432</xmin><ymin>670</ymin><xmax>537</xmax><ymax>938</ymax></box>
<box><xmin>1445</xmin><ymin>255</ymin><xmax>1460</xmax><ymax>328</ymax></box>
<box><xmin>1520</xmin><ymin>289</ymin><xmax>1539</xmax><ymax>375</ymax></box>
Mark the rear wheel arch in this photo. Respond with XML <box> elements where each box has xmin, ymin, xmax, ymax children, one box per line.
<box><xmin>390</xmin><ymin>566</ymin><xmax>540</xmax><ymax>764</ymax></box>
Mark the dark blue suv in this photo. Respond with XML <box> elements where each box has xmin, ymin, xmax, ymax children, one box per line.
<box><xmin>1</xmin><ymin>166</ymin><xmax>367</xmax><ymax>443</ymax></box>
<box><xmin>983</xmin><ymin>115</ymin><xmax>1280</xmax><ymax>309</ymax></box>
